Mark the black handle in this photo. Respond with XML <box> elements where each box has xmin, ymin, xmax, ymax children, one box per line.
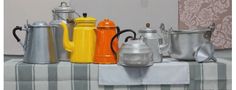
<box><xmin>110</xmin><ymin>29</ymin><xmax>137</xmax><ymax>58</ymax></box>
<box><xmin>12</xmin><ymin>26</ymin><xmax>23</xmax><ymax>42</ymax></box>
<box><xmin>116</xmin><ymin>26</ymin><xmax>120</xmax><ymax>38</ymax></box>
<box><xmin>124</xmin><ymin>36</ymin><xmax>134</xmax><ymax>42</ymax></box>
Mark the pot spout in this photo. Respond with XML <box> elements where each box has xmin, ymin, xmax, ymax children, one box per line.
<box><xmin>60</xmin><ymin>21</ymin><xmax>74</xmax><ymax>52</ymax></box>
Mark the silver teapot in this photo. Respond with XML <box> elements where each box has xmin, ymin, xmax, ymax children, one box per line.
<box><xmin>12</xmin><ymin>21</ymin><xmax>57</xmax><ymax>64</ymax></box>
<box><xmin>139</xmin><ymin>23</ymin><xmax>162</xmax><ymax>63</ymax></box>
<box><xmin>110</xmin><ymin>29</ymin><xmax>153</xmax><ymax>67</ymax></box>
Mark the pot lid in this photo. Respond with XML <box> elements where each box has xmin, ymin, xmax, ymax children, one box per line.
<box><xmin>54</xmin><ymin>2</ymin><xmax>74</xmax><ymax>13</ymax></box>
<box><xmin>30</xmin><ymin>21</ymin><xmax>49</xmax><ymax>27</ymax></box>
<box><xmin>194</xmin><ymin>41</ymin><xmax>216</xmax><ymax>62</ymax></box>
<box><xmin>125</xmin><ymin>39</ymin><xmax>149</xmax><ymax>48</ymax></box>
<box><xmin>139</xmin><ymin>23</ymin><xmax>157</xmax><ymax>33</ymax></box>
<box><xmin>97</xmin><ymin>18</ymin><xmax>116</xmax><ymax>28</ymax></box>
<box><xmin>74</xmin><ymin>13</ymin><xmax>96</xmax><ymax>23</ymax></box>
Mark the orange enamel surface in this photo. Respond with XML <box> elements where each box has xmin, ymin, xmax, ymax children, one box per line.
<box><xmin>94</xmin><ymin>19</ymin><xmax>118</xmax><ymax>64</ymax></box>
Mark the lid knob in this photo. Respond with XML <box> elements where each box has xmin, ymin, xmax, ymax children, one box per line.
<box><xmin>60</xmin><ymin>2</ymin><xmax>69</xmax><ymax>7</ymax></box>
<box><xmin>83</xmin><ymin>13</ymin><xmax>87</xmax><ymax>17</ymax></box>
<box><xmin>146</xmin><ymin>23</ymin><xmax>150</xmax><ymax>28</ymax></box>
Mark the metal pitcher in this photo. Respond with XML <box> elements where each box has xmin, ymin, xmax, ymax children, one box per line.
<box><xmin>52</xmin><ymin>2</ymin><xmax>79</xmax><ymax>61</ymax></box>
<box><xmin>12</xmin><ymin>21</ymin><xmax>57</xmax><ymax>64</ymax></box>
<box><xmin>138</xmin><ymin>23</ymin><xmax>162</xmax><ymax>63</ymax></box>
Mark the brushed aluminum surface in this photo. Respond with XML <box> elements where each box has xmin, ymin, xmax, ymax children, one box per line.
<box><xmin>118</xmin><ymin>39</ymin><xmax>153</xmax><ymax>67</ymax></box>
<box><xmin>23</xmin><ymin>21</ymin><xmax>57</xmax><ymax>64</ymax></box>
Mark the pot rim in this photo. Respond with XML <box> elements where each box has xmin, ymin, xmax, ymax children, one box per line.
<box><xmin>170</xmin><ymin>29</ymin><xmax>211</xmax><ymax>34</ymax></box>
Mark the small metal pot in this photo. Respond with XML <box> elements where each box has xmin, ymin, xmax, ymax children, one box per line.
<box><xmin>160</xmin><ymin>23</ymin><xmax>215</xmax><ymax>60</ymax></box>
<box><xmin>110</xmin><ymin>29</ymin><xmax>153</xmax><ymax>67</ymax></box>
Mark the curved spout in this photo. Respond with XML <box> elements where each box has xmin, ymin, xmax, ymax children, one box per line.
<box><xmin>60</xmin><ymin>21</ymin><xmax>74</xmax><ymax>52</ymax></box>
<box><xmin>159</xmin><ymin>23</ymin><xmax>171</xmax><ymax>53</ymax></box>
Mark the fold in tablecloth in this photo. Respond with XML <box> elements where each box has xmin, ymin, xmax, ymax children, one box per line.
<box><xmin>99</xmin><ymin>58</ymin><xmax>190</xmax><ymax>85</ymax></box>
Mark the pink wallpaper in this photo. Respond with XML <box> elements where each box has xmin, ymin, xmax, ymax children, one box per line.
<box><xmin>178</xmin><ymin>0</ymin><xmax>232</xmax><ymax>49</ymax></box>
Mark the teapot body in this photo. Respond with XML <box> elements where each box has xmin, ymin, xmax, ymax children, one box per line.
<box><xmin>118</xmin><ymin>39</ymin><xmax>153</xmax><ymax>67</ymax></box>
<box><xmin>94</xmin><ymin>19</ymin><xmax>119</xmax><ymax>64</ymax></box>
<box><xmin>13</xmin><ymin>21</ymin><xmax>57</xmax><ymax>64</ymax></box>
<box><xmin>70</xmin><ymin>25</ymin><xmax>96</xmax><ymax>63</ymax></box>
<box><xmin>61</xmin><ymin>13</ymin><xmax>97</xmax><ymax>63</ymax></box>
<box><xmin>139</xmin><ymin>27</ymin><xmax>162</xmax><ymax>63</ymax></box>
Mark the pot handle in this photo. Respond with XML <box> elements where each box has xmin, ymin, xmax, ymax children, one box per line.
<box><xmin>124</xmin><ymin>36</ymin><xmax>134</xmax><ymax>42</ymax></box>
<box><xmin>159</xmin><ymin>23</ymin><xmax>171</xmax><ymax>53</ymax></box>
<box><xmin>116</xmin><ymin>26</ymin><xmax>120</xmax><ymax>38</ymax></box>
<box><xmin>12</xmin><ymin>26</ymin><xmax>26</xmax><ymax>49</ymax></box>
<box><xmin>204</xmin><ymin>23</ymin><xmax>216</xmax><ymax>41</ymax></box>
<box><xmin>110</xmin><ymin>29</ymin><xmax>137</xmax><ymax>58</ymax></box>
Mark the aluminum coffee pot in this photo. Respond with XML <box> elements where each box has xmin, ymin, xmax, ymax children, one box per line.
<box><xmin>12</xmin><ymin>21</ymin><xmax>57</xmax><ymax>64</ymax></box>
<box><xmin>139</xmin><ymin>23</ymin><xmax>162</xmax><ymax>63</ymax></box>
<box><xmin>110</xmin><ymin>29</ymin><xmax>153</xmax><ymax>67</ymax></box>
<box><xmin>52</xmin><ymin>2</ymin><xmax>79</xmax><ymax>61</ymax></box>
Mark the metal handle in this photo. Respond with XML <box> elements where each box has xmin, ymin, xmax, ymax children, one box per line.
<box><xmin>204</xmin><ymin>23</ymin><xmax>216</xmax><ymax>41</ymax></box>
<box><xmin>159</xmin><ymin>23</ymin><xmax>171</xmax><ymax>54</ymax></box>
<box><xmin>13</xmin><ymin>26</ymin><xmax>22</xmax><ymax>42</ymax></box>
<box><xmin>12</xmin><ymin>26</ymin><xmax>26</xmax><ymax>49</ymax></box>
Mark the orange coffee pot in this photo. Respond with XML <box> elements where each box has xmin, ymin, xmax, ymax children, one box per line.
<box><xmin>94</xmin><ymin>18</ymin><xmax>120</xmax><ymax>64</ymax></box>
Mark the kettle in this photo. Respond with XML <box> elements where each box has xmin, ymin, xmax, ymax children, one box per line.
<box><xmin>51</xmin><ymin>2</ymin><xmax>79</xmax><ymax>61</ymax></box>
<box><xmin>12</xmin><ymin>21</ymin><xmax>57</xmax><ymax>64</ymax></box>
<box><xmin>60</xmin><ymin>13</ymin><xmax>96</xmax><ymax>63</ymax></box>
<box><xmin>110</xmin><ymin>29</ymin><xmax>153</xmax><ymax>67</ymax></box>
<box><xmin>94</xmin><ymin>19</ymin><xmax>120</xmax><ymax>64</ymax></box>
<box><xmin>138</xmin><ymin>23</ymin><xmax>162</xmax><ymax>63</ymax></box>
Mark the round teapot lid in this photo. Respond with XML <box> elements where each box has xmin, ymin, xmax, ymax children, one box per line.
<box><xmin>97</xmin><ymin>18</ymin><xmax>116</xmax><ymax>28</ymax></box>
<box><xmin>30</xmin><ymin>21</ymin><xmax>49</xmax><ymax>27</ymax></box>
<box><xmin>139</xmin><ymin>23</ymin><xmax>157</xmax><ymax>33</ymax></box>
<box><xmin>125</xmin><ymin>39</ymin><xmax>148</xmax><ymax>48</ymax></box>
<box><xmin>74</xmin><ymin>13</ymin><xmax>96</xmax><ymax>23</ymax></box>
<box><xmin>54</xmin><ymin>2</ymin><xmax>74</xmax><ymax>13</ymax></box>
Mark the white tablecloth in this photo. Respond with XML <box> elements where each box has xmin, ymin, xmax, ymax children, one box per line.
<box><xmin>99</xmin><ymin>58</ymin><xmax>189</xmax><ymax>85</ymax></box>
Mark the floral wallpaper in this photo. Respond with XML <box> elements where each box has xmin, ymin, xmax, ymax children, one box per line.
<box><xmin>179</xmin><ymin>0</ymin><xmax>232</xmax><ymax>49</ymax></box>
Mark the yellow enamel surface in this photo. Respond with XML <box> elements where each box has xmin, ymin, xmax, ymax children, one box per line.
<box><xmin>74</xmin><ymin>16</ymin><xmax>96</xmax><ymax>23</ymax></box>
<box><xmin>60</xmin><ymin>20</ymin><xmax>96</xmax><ymax>63</ymax></box>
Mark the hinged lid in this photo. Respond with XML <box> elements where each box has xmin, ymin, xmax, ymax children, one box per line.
<box><xmin>29</xmin><ymin>21</ymin><xmax>49</xmax><ymax>28</ymax></box>
<box><xmin>54</xmin><ymin>2</ymin><xmax>74</xmax><ymax>13</ymax></box>
<box><xmin>74</xmin><ymin>13</ymin><xmax>96</xmax><ymax>23</ymax></box>
<box><xmin>139</xmin><ymin>23</ymin><xmax>157</xmax><ymax>33</ymax></box>
<box><xmin>97</xmin><ymin>18</ymin><xmax>116</xmax><ymax>28</ymax></box>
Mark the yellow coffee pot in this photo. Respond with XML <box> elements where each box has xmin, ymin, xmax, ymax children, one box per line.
<box><xmin>60</xmin><ymin>13</ymin><xmax>96</xmax><ymax>63</ymax></box>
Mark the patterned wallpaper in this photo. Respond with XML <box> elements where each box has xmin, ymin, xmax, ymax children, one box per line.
<box><xmin>178</xmin><ymin>0</ymin><xmax>232</xmax><ymax>49</ymax></box>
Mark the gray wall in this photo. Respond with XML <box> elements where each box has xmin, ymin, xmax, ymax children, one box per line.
<box><xmin>70</xmin><ymin>0</ymin><xmax>178</xmax><ymax>47</ymax></box>
<box><xmin>5</xmin><ymin>0</ymin><xmax>177</xmax><ymax>55</ymax></box>
<box><xmin>4</xmin><ymin>0</ymin><xmax>69</xmax><ymax>55</ymax></box>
